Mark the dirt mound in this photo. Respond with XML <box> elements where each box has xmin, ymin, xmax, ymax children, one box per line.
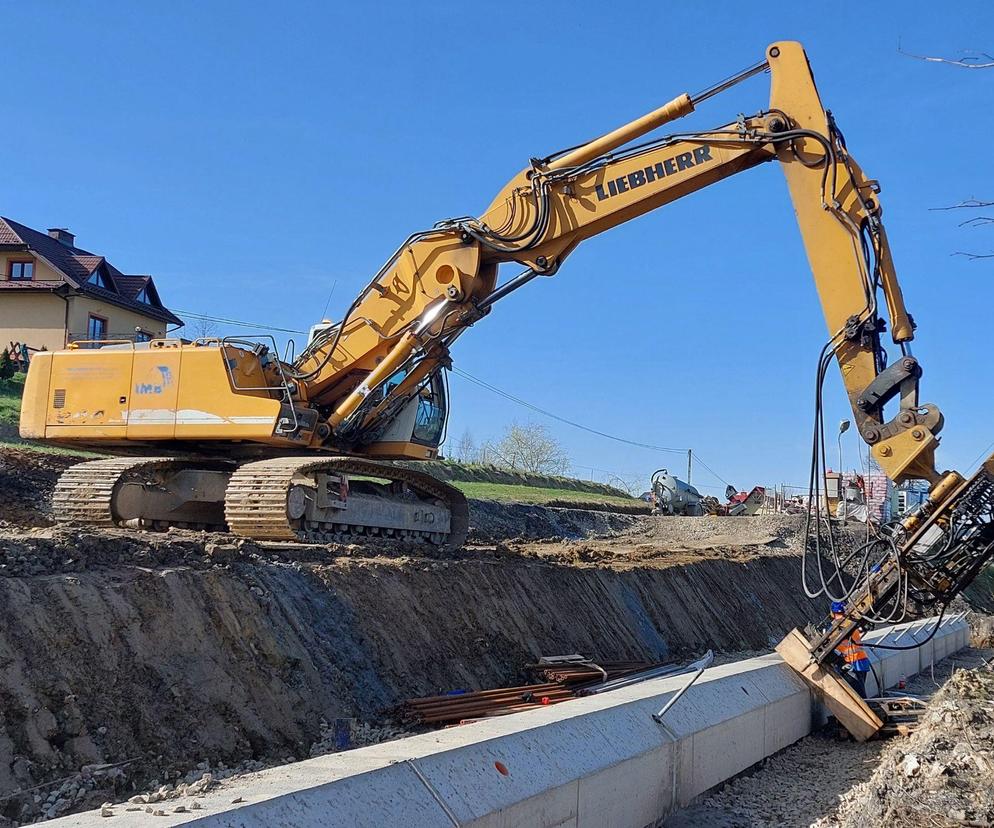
<box><xmin>0</xmin><ymin>447</ymin><xmax>79</xmax><ymax>528</ymax></box>
<box><xmin>395</xmin><ymin>459</ymin><xmax>634</xmax><ymax>499</ymax></box>
<box><xmin>824</xmin><ymin>666</ymin><xmax>994</xmax><ymax>828</ymax></box>
<box><xmin>640</xmin><ymin>514</ymin><xmax>806</xmax><ymax>549</ymax></box>
<box><xmin>467</xmin><ymin>499</ymin><xmax>646</xmax><ymax>541</ymax></box>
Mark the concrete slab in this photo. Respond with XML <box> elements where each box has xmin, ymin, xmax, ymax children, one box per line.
<box><xmin>43</xmin><ymin>618</ymin><xmax>965</xmax><ymax>828</ymax></box>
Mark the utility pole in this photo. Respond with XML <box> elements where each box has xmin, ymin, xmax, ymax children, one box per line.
<box><xmin>687</xmin><ymin>449</ymin><xmax>693</xmax><ymax>484</ymax></box>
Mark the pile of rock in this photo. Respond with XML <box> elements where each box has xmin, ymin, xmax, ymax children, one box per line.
<box><xmin>824</xmin><ymin>667</ymin><xmax>994</xmax><ymax>827</ymax></box>
<box><xmin>307</xmin><ymin>718</ymin><xmax>410</xmax><ymax>757</ymax></box>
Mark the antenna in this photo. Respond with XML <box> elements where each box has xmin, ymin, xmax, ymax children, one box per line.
<box><xmin>321</xmin><ymin>279</ymin><xmax>339</xmax><ymax>320</ymax></box>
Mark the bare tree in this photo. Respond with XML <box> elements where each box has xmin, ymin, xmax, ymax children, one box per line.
<box><xmin>453</xmin><ymin>429</ymin><xmax>477</xmax><ymax>463</ymax></box>
<box><xmin>492</xmin><ymin>423</ymin><xmax>571</xmax><ymax>475</ymax></box>
<box><xmin>902</xmin><ymin>43</ymin><xmax>993</xmax><ymax>259</ymax></box>
<box><xmin>898</xmin><ymin>43</ymin><xmax>994</xmax><ymax>69</ymax></box>
<box><xmin>191</xmin><ymin>317</ymin><xmax>220</xmax><ymax>339</ymax></box>
<box><xmin>176</xmin><ymin>315</ymin><xmax>219</xmax><ymax>341</ymax></box>
<box><xmin>930</xmin><ymin>199</ymin><xmax>994</xmax><ymax>260</ymax></box>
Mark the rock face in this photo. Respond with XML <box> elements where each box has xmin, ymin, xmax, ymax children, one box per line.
<box><xmin>0</xmin><ymin>521</ymin><xmax>824</xmax><ymax>820</ymax></box>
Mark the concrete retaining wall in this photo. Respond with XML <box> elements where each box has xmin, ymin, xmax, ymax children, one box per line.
<box><xmin>861</xmin><ymin>613</ymin><xmax>969</xmax><ymax>697</ymax></box>
<box><xmin>47</xmin><ymin>615</ymin><xmax>969</xmax><ymax>828</ymax></box>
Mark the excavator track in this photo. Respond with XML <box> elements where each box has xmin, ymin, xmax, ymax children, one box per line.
<box><xmin>225</xmin><ymin>457</ymin><xmax>470</xmax><ymax>548</ymax></box>
<box><xmin>52</xmin><ymin>457</ymin><xmax>233</xmax><ymax>531</ymax></box>
<box><xmin>52</xmin><ymin>457</ymin><xmax>178</xmax><ymax>528</ymax></box>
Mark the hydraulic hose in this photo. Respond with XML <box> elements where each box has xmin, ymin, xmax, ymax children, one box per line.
<box><xmin>861</xmin><ymin>605</ymin><xmax>947</xmax><ymax>651</ymax></box>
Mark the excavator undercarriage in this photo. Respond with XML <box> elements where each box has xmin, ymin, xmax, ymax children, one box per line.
<box><xmin>52</xmin><ymin>456</ymin><xmax>468</xmax><ymax>547</ymax></box>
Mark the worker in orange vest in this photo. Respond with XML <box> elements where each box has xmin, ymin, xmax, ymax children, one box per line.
<box><xmin>831</xmin><ymin>601</ymin><xmax>871</xmax><ymax>699</ymax></box>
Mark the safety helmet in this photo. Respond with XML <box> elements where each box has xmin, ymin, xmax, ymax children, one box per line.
<box><xmin>831</xmin><ymin>601</ymin><xmax>846</xmax><ymax>614</ymax></box>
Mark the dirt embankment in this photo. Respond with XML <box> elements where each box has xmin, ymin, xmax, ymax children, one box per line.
<box><xmin>0</xmin><ymin>448</ymin><xmax>77</xmax><ymax>528</ymax></box>
<box><xmin>0</xmin><ymin>446</ymin><xmax>837</xmax><ymax>824</ymax></box>
<box><xmin>0</xmin><ymin>515</ymin><xmax>825</xmax><ymax>823</ymax></box>
<box><xmin>467</xmin><ymin>498</ymin><xmax>646</xmax><ymax>540</ymax></box>
<box><xmin>395</xmin><ymin>459</ymin><xmax>634</xmax><ymax>498</ymax></box>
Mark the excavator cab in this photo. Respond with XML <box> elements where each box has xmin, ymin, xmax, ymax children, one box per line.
<box><xmin>359</xmin><ymin>368</ymin><xmax>448</xmax><ymax>458</ymax></box>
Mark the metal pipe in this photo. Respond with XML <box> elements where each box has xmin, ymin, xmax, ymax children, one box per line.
<box><xmin>651</xmin><ymin>650</ymin><xmax>714</xmax><ymax>724</ymax></box>
<box><xmin>476</xmin><ymin>269</ymin><xmax>539</xmax><ymax>312</ymax></box>
<box><xmin>581</xmin><ymin>663</ymin><xmax>686</xmax><ymax>695</ymax></box>
<box><xmin>690</xmin><ymin>59</ymin><xmax>768</xmax><ymax>106</ymax></box>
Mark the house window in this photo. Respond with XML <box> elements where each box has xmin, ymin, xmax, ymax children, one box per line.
<box><xmin>87</xmin><ymin>271</ymin><xmax>110</xmax><ymax>289</ymax></box>
<box><xmin>136</xmin><ymin>286</ymin><xmax>150</xmax><ymax>304</ymax></box>
<box><xmin>9</xmin><ymin>261</ymin><xmax>33</xmax><ymax>280</ymax></box>
<box><xmin>135</xmin><ymin>330</ymin><xmax>152</xmax><ymax>343</ymax></box>
<box><xmin>87</xmin><ymin>314</ymin><xmax>108</xmax><ymax>341</ymax></box>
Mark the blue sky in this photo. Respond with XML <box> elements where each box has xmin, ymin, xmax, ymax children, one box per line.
<box><xmin>5</xmin><ymin>1</ymin><xmax>993</xmax><ymax>492</ymax></box>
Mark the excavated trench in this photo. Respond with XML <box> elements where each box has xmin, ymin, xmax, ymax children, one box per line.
<box><xmin>0</xmin><ymin>501</ymin><xmax>835</xmax><ymax>823</ymax></box>
<box><xmin>0</xmin><ymin>447</ymin><xmax>868</xmax><ymax>824</ymax></box>
<box><xmin>9</xmin><ymin>449</ymin><xmax>994</xmax><ymax>825</ymax></box>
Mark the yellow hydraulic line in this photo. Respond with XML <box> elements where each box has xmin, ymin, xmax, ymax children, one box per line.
<box><xmin>875</xmin><ymin>226</ymin><xmax>915</xmax><ymax>343</ymax></box>
<box><xmin>327</xmin><ymin>330</ymin><xmax>419</xmax><ymax>428</ymax></box>
<box><xmin>546</xmin><ymin>94</ymin><xmax>695</xmax><ymax>171</ymax></box>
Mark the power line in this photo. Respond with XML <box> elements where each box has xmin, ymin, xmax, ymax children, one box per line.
<box><xmin>167</xmin><ymin>309</ymin><xmax>736</xmax><ymax>485</ymax></box>
<box><xmin>173</xmin><ymin>310</ymin><xmax>306</xmax><ymax>335</ymax></box>
<box><xmin>451</xmin><ymin>367</ymin><xmax>688</xmax><ymax>455</ymax></box>
<box><xmin>966</xmin><ymin>438</ymin><xmax>994</xmax><ymax>475</ymax></box>
<box><xmin>690</xmin><ymin>452</ymin><xmax>731</xmax><ymax>487</ymax></box>
<box><xmin>452</xmin><ymin>368</ymin><xmax>735</xmax><ymax>487</ymax></box>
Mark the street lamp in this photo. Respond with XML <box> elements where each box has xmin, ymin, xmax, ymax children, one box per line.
<box><xmin>837</xmin><ymin>419</ymin><xmax>850</xmax><ymax>475</ymax></box>
<box><xmin>838</xmin><ymin>419</ymin><xmax>851</xmax><ymax>524</ymax></box>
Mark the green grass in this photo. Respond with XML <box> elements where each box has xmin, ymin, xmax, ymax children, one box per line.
<box><xmin>452</xmin><ymin>480</ymin><xmax>648</xmax><ymax>512</ymax></box>
<box><xmin>396</xmin><ymin>459</ymin><xmax>632</xmax><ymax>499</ymax></box>
<box><xmin>0</xmin><ymin>373</ymin><xmax>25</xmax><ymax>427</ymax></box>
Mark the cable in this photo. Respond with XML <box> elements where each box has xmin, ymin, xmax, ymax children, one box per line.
<box><xmin>174</xmin><ymin>310</ymin><xmax>306</xmax><ymax>336</ymax></box>
<box><xmin>450</xmin><ymin>367</ymin><xmax>688</xmax><ymax>455</ymax></box>
<box><xmin>862</xmin><ymin>605</ymin><xmax>947</xmax><ymax>651</ymax></box>
<box><xmin>451</xmin><ymin>369</ymin><xmax>737</xmax><ymax>487</ymax></box>
<box><xmin>690</xmin><ymin>452</ymin><xmax>731</xmax><ymax>487</ymax></box>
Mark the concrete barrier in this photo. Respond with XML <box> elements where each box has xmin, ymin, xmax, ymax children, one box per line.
<box><xmin>861</xmin><ymin>614</ymin><xmax>969</xmax><ymax>696</ymax></box>
<box><xmin>45</xmin><ymin>616</ymin><xmax>968</xmax><ymax>828</ymax></box>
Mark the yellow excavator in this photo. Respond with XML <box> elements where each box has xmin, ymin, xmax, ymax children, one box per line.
<box><xmin>20</xmin><ymin>42</ymin><xmax>994</xmax><ymax>738</ymax></box>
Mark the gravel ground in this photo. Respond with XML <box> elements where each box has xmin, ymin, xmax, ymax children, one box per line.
<box><xmin>665</xmin><ymin>648</ymin><xmax>993</xmax><ymax>828</ymax></box>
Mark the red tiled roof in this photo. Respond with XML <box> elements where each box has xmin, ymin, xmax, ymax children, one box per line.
<box><xmin>0</xmin><ymin>280</ymin><xmax>65</xmax><ymax>290</ymax></box>
<box><xmin>0</xmin><ymin>221</ymin><xmax>22</xmax><ymax>245</ymax></box>
<box><xmin>114</xmin><ymin>274</ymin><xmax>151</xmax><ymax>301</ymax></box>
<box><xmin>0</xmin><ymin>217</ymin><xmax>182</xmax><ymax>326</ymax></box>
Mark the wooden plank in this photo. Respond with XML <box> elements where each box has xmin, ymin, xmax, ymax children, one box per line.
<box><xmin>776</xmin><ymin>628</ymin><xmax>883</xmax><ymax>742</ymax></box>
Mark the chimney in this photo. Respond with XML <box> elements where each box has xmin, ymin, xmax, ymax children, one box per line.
<box><xmin>47</xmin><ymin>228</ymin><xmax>75</xmax><ymax>247</ymax></box>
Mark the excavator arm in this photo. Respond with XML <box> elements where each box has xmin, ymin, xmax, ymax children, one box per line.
<box><xmin>296</xmin><ymin>40</ymin><xmax>994</xmax><ymax>738</ymax></box>
<box><xmin>303</xmin><ymin>42</ymin><xmax>940</xmax><ymax>491</ymax></box>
